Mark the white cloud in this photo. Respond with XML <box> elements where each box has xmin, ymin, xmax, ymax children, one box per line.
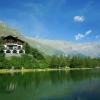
<box><xmin>96</xmin><ymin>35</ymin><xmax>99</xmax><ymax>39</ymax></box>
<box><xmin>85</xmin><ymin>30</ymin><xmax>92</xmax><ymax>36</ymax></box>
<box><xmin>74</xmin><ymin>16</ymin><xmax>85</xmax><ymax>22</ymax></box>
<box><xmin>75</xmin><ymin>33</ymin><xmax>84</xmax><ymax>40</ymax></box>
<box><xmin>75</xmin><ymin>30</ymin><xmax>92</xmax><ymax>40</ymax></box>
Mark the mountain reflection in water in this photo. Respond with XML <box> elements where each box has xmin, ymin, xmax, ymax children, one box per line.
<box><xmin>0</xmin><ymin>69</ymin><xmax>100</xmax><ymax>100</ymax></box>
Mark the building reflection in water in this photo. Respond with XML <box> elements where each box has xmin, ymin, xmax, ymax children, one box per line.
<box><xmin>6</xmin><ymin>82</ymin><xmax>17</xmax><ymax>93</ymax></box>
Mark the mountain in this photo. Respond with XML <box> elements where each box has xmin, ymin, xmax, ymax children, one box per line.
<box><xmin>0</xmin><ymin>21</ymin><xmax>25</xmax><ymax>39</ymax></box>
<box><xmin>26</xmin><ymin>37</ymin><xmax>100</xmax><ymax>57</ymax></box>
<box><xmin>0</xmin><ymin>21</ymin><xmax>100</xmax><ymax>57</ymax></box>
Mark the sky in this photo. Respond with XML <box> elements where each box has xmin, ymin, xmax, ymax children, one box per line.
<box><xmin>0</xmin><ymin>0</ymin><xmax>100</xmax><ymax>42</ymax></box>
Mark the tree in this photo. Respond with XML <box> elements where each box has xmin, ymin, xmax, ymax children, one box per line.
<box><xmin>85</xmin><ymin>56</ymin><xmax>92</xmax><ymax>68</ymax></box>
<box><xmin>0</xmin><ymin>54</ymin><xmax>5</xmax><ymax>68</ymax></box>
<box><xmin>0</xmin><ymin>37</ymin><xmax>4</xmax><ymax>53</ymax></box>
<box><xmin>91</xmin><ymin>58</ymin><xmax>99</xmax><ymax>68</ymax></box>
<box><xmin>69</xmin><ymin>56</ymin><xmax>85</xmax><ymax>68</ymax></box>
<box><xmin>49</xmin><ymin>55</ymin><xmax>59</xmax><ymax>68</ymax></box>
<box><xmin>69</xmin><ymin>56</ymin><xmax>77</xmax><ymax>68</ymax></box>
<box><xmin>58</xmin><ymin>54</ymin><xmax>66</xmax><ymax>68</ymax></box>
<box><xmin>65</xmin><ymin>55</ymin><xmax>71</xmax><ymax>67</ymax></box>
<box><xmin>23</xmin><ymin>42</ymin><xmax>45</xmax><ymax>60</ymax></box>
<box><xmin>23</xmin><ymin>42</ymin><xmax>30</xmax><ymax>54</ymax></box>
<box><xmin>31</xmin><ymin>48</ymin><xmax>45</xmax><ymax>60</ymax></box>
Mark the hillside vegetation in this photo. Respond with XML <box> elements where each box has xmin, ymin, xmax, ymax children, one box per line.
<box><xmin>0</xmin><ymin>38</ymin><xmax>100</xmax><ymax>69</ymax></box>
<box><xmin>0</xmin><ymin>53</ymin><xmax>100</xmax><ymax>69</ymax></box>
<box><xmin>0</xmin><ymin>21</ymin><xmax>100</xmax><ymax>57</ymax></box>
<box><xmin>0</xmin><ymin>21</ymin><xmax>100</xmax><ymax>69</ymax></box>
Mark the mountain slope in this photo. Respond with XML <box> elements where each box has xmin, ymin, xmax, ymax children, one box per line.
<box><xmin>26</xmin><ymin>37</ymin><xmax>100</xmax><ymax>57</ymax></box>
<box><xmin>0</xmin><ymin>21</ymin><xmax>100</xmax><ymax>57</ymax></box>
<box><xmin>0</xmin><ymin>21</ymin><xmax>25</xmax><ymax>40</ymax></box>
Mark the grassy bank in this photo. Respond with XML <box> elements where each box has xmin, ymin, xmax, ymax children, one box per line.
<box><xmin>0</xmin><ymin>67</ymin><xmax>94</xmax><ymax>74</ymax></box>
<box><xmin>0</xmin><ymin>69</ymin><xmax>33</xmax><ymax>74</ymax></box>
<box><xmin>0</xmin><ymin>69</ymin><xmax>10</xmax><ymax>73</ymax></box>
<box><xmin>70</xmin><ymin>68</ymin><xmax>93</xmax><ymax>70</ymax></box>
<box><xmin>0</xmin><ymin>68</ymin><xmax>67</xmax><ymax>73</ymax></box>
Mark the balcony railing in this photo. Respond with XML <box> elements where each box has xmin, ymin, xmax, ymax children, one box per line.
<box><xmin>6</xmin><ymin>43</ymin><xmax>18</xmax><ymax>45</ymax></box>
<box><xmin>5</xmin><ymin>46</ymin><xmax>22</xmax><ymax>50</ymax></box>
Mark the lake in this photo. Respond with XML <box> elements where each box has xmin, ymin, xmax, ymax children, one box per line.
<box><xmin>0</xmin><ymin>69</ymin><xmax>100</xmax><ymax>100</ymax></box>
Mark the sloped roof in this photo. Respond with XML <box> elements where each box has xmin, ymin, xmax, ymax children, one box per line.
<box><xmin>1</xmin><ymin>35</ymin><xmax>24</xmax><ymax>43</ymax></box>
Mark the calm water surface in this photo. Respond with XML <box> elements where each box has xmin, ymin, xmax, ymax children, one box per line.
<box><xmin>0</xmin><ymin>69</ymin><xmax>100</xmax><ymax>100</ymax></box>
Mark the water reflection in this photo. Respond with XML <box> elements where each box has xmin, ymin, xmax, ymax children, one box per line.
<box><xmin>0</xmin><ymin>69</ymin><xmax>100</xmax><ymax>100</ymax></box>
<box><xmin>6</xmin><ymin>82</ymin><xmax>17</xmax><ymax>93</ymax></box>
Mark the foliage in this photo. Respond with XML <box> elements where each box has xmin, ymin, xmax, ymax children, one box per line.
<box><xmin>23</xmin><ymin>42</ymin><xmax>45</xmax><ymax>60</ymax></box>
<box><xmin>0</xmin><ymin>54</ymin><xmax>6</xmax><ymax>68</ymax></box>
<box><xmin>9</xmin><ymin>54</ymin><xmax>39</xmax><ymax>69</ymax></box>
<box><xmin>49</xmin><ymin>55</ymin><xmax>59</xmax><ymax>68</ymax></box>
<box><xmin>0</xmin><ymin>37</ymin><xmax>4</xmax><ymax>53</ymax></box>
<box><xmin>0</xmin><ymin>40</ymin><xmax>100</xmax><ymax>69</ymax></box>
<box><xmin>0</xmin><ymin>53</ymin><xmax>100</xmax><ymax>69</ymax></box>
<box><xmin>70</xmin><ymin>56</ymin><xmax>86</xmax><ymax>68</ymax></box>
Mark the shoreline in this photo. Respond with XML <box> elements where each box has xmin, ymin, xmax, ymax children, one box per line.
<box><xmin>0</xmin><ymin>68</ymin><xmax>94</xmax><ymax>74</ymax></box>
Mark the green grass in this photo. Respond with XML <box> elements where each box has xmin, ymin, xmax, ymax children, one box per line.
<box><xmin>0</xmin><ymin>69</ymin><xmax>10</xmax><ymax>73</ymax></box>
<box><xmin>0</xmin><ymin>67</ymin><xmax>94</xmax><ymax>74</ymax></box>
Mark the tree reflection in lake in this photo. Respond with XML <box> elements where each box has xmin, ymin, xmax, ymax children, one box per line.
<box><xmin>0</xmin><ymin>69</ymin><xmax>100</xmax><ymax>100</ymax></box>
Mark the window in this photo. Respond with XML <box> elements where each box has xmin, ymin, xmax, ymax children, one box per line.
<box><xmin>6</xmin><ymin>50</ymin><xmax>11</xmax><ymax>53</ymax></box>
<box><xmin>13</xmin><ymin>50</ymin><xmax>17</xmax><ymax>53</ymax></box>
<box><xmin>18</xmin><ymin>46</ymin><xmax>21</xmax><ymax>49</ymax></box>
<box><xmin>9</xmin><ymin>45</ymin><xmax>13</xmax><ymax>49</ymax></box>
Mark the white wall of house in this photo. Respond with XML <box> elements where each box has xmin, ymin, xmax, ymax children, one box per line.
<box><xmin>3</xmin><ymin>44</ymin><xmax>25</xmax><ymax>54</ymax></box>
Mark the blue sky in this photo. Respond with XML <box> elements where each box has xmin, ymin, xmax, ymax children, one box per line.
<box><xmin>0</xmin><ymin>0</ymin><xmax>100</xmax><ymax>42</ymax></box>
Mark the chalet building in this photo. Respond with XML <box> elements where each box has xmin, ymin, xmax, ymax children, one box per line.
<box><xmin>2</xmin><ymin>35</ymin><xmax>25</xmax><ymax>54</ymax></box>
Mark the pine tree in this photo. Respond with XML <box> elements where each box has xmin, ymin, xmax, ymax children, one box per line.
<box><xmin>0</xmin><ymin>37</ymin><xmax>4</xmax><ymax>53</ymax></box>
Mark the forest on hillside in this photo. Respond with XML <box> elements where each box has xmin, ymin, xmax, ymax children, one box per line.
<box><xmin>0</xmin><ymin>53</ymin><xmax>100</xmax><ymax>69</ymax></box>
<box><xmin>0</xmin><ymin>37</ymin><xmax>100</xmax><ymax>69</ymax></box>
